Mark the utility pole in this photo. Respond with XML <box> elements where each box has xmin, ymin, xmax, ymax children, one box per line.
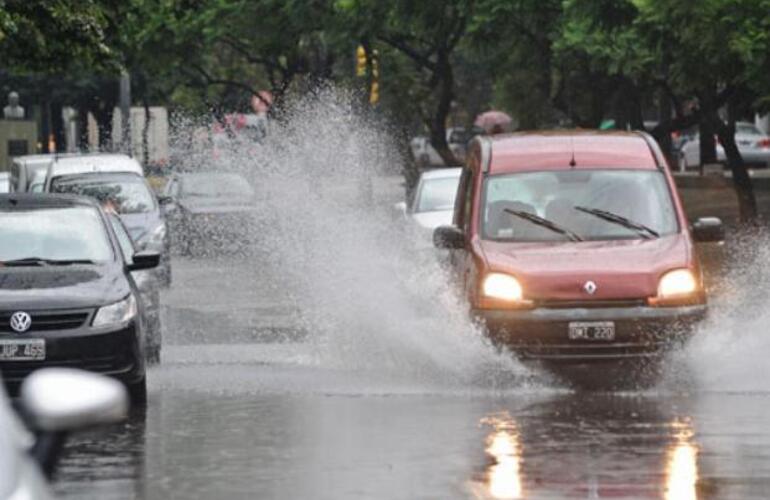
<box><xmin>119</xmin><ymin>70</ymin><xmax>131</xmax><ymax>155</ymax></box>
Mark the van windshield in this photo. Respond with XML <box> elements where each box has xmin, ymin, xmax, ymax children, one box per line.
<box><xmin>482</xmin><ymin>169</ymin><xmax>678</xmax><ymax>242</ymax></box>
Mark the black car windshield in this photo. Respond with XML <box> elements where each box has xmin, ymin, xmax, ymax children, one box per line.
<box><xmin>51</xmin><ymin>174</ymin><xmax>155</xmax><ymax>214</ymax></box>
<box><xmin>181</xmin><ymin>173</ymin><xmax>254</xmax><ymax>198</ymax></box>
<box><xmin>416</xmin><ymin>176</ymin><xmax>459</xmax><ymax>212</ymax></box>
<box><xmin>0</xmin><ymin>207</ymin><xmax>113</xmax><ymax>263</ymax></box>
<box><xmin>482</xmin><ymin>169</ymin><xmax>678</xmax><ymax>242</ymax></box>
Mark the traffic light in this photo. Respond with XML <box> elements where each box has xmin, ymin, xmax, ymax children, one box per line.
<box><xmin>369</xmin><ymin>50</ymin><xmax>380</xmax><ymax>105</ymax></box>
<box><xmin>356</xmin><ymin>45</ymin><xmax>366</xmax><ymax>77</ymax></box>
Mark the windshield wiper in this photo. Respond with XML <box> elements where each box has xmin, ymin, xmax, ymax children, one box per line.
<box><xmin>574</xmin><ymin>206</ymin><xmax>660</xmax><ymax>239</ymax></box>
<box><xmin>504</xmin><ymin>209</ymin><xmax>583</xmax><ymax>242</ymax></box>
<box><xmin>1</xmin><ymin>257</ymin><xmax>96</xmax><ymax>267</ymax></box>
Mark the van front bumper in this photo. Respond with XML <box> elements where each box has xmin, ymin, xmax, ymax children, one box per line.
<box><xmin>474</xmin><ymin>305</ymin><xmax>707</xmax><ymax>362</ymax></box>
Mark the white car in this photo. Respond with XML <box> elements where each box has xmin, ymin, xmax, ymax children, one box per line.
<box><xmin>396</xmin><ymin>168</ymin><xmax>462</xmax><ymax>247</ymax></box>
<box><xmin>678</xmin><ymin>122</ymin><xmax>770</xmax><ymax>170</ymax></box>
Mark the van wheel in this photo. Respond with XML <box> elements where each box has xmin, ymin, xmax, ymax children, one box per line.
<box><xmin>127</xmin><ymin>378</ymin><xmax>147</xmax><ymax>404</ymax></box>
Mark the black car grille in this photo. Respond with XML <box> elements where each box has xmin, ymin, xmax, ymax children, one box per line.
<box><xmin>534</xmin><ymin>298</ymin><xmax>647</xmax><ymax>309</ymax></box>
<box><xmin>0</xmin><ymin>309</ymin><xmax>91</xmax><ymax>332</ymax></box>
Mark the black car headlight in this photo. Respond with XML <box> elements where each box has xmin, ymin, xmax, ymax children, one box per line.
<box><xmin>92</xmin><ymin>295</ymin><xmax>137</xmax><ymax>328</ymax></box>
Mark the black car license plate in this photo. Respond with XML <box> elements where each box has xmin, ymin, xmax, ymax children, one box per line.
<box><xmin>0</xmin><ymin>339</ymin><xmax>45</xmax><ymax>360</ymax></box>
<box><xmin>568</xmin><ymin>321</ymin><xmax>615</xmax><ymax>341</ymax></box>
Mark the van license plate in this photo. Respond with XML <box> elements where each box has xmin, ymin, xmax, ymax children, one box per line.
<box><xmin>0</xmin><ymin>339</ymin><xmax>45</xmax><ymax>360</ymax></box>
<box><xmin>568</xmin><ymin>322</ymin><xmax>615</xmax><ymax>341</ymax></box>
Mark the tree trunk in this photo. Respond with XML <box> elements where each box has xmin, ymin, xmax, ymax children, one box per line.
<box><xmin>656</xmin><ymin>89</ymin><xmax>673</xmax><ymax>165</ymax></box>
<box><xmin>698</xmin><ymin>91</ymin><xmax>717</xmax><ymax>173</ymax></box>
<box><xmin>50</xmin><ymin>102</ymin><xmax>65</xmax><ymax>153</ymax></box>
<box><xmin>40</xmin><ymin>101</ymin><xmax>51</xmax><ymax>154</ymax></box>
<box><xmin>75</xmin><ymin>105</ymin><xmax>90</xmax><ymax>151</ymax></box>
<box><xmin>142</xmin><ymin>99</ymin><xmax>151</xmax><ymax>166</ymax></box>
<box><xmin>429</xmin><ymin>53</ymin><xmax>460</xmax><ymax>166</ymax></box>
<box><xmin>715</xmin><ymin>114</ymin><xmax>758</xmax><ymax>224</ymax></box>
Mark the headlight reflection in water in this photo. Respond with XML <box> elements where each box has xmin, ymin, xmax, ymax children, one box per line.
<box><xmin>665</xmin><ymin>420</ymin><xmax>699</xmax><ymax>500</ymax></box>
<box><xmin>481</xmin><ymin>414</ymin><xmax>524</xmax><ymax>499</ymax></box>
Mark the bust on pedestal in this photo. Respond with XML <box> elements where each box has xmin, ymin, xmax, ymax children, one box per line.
<box><xmin>3</xmin><ymin>92</ymin><xmax>25</xmax><ymax>120</ymax></box>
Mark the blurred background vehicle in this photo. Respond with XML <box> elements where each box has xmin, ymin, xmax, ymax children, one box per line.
<box><xmin>10</xmin><ymin>155</ymin><xmax>55</xmax><ymax>193</ymax></box>
<box><xmin>0</xmin><ymin>368</ymin><xmax>127</xmax><ymax>499</ymax></box>
<box><xmin>678</xmin><ymin>121</ymin><xmax>770</xmax><ymax>170</ymax></box>
<box><xmin>0</xmin><ymin>194</ymin><xmax>159</xmax><ymax>402</ymax></box>
<box><xmin>44</xmin><ymin>154</ymin><xmax>172</xmax><ymax>287</ymax></box>
<box><xmin>162</xmin><ymin>171</ymin><xmax>259</xmax><ymax>256</ymax></box>
<box><xmin>410</xmin><ymin>127</ymin><xmax>483</xmax><ymax>167</ymax></box>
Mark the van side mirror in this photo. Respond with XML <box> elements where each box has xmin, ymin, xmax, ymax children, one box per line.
<box><xmin>692</xmin><ymin>217</ymin><xmax>724</xmax><ymax>242</ymax></box>
<box><xmin>128</xmin><ymin>251</ymin><xmax>160</xmax><ymax>271</ymax></box>
<box><xmin>433</xmin><ymin>225</ymin><xmax>465</xmax><ymax>249</ymax></box>
<box><xmin>393</xmin><ymin>201</ymin><xmax>407</xmax><ymax>217</ymax></box>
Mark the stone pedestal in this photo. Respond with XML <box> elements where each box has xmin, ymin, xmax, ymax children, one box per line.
<box><xmin>0</xmin><ymin>120</ymin><xmax>38</xmax><ymax>171</ymax></box>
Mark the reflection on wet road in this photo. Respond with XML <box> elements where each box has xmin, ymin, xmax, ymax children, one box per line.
<box><xmin>51</xmin><ymin>255</ymin><xmax>770</xmax><ymax>499</ymax></box>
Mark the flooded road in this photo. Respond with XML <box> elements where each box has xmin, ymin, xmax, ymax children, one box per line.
<box><xmin>49</xmin><ymin>97</ymin><xmax>770</xmax><ymax>499</ymax></box>
<box><xmin>50</xmin><ymin>255</ymin><xmax>770</xmax><ymax>500</ymax></box>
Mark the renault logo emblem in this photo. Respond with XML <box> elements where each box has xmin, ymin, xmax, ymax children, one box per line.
<box><xmin>583</xmin><ymin>281</ymin><xmax>597</xmax><ymax>295</ymax></box>
<box><xmin>9</xmin><ymin>311</ymin><xmax>32</xmax><ymax>333</ymax></box>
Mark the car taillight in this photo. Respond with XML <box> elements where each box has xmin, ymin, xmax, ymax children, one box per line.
<box><xmin>757</xmin><ymin>138</ymin><xmax>770</xmax><ymax>149</ymax></box>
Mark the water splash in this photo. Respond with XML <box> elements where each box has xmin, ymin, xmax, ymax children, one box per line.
<box><xmin>666</xmin><ymin>229</ymin><xmax>770</xmax><ymax>393</ymax></box>
<box><xmin>167</xmin><ymin>87</ymin><xmax>544</xmax><ymax>392</ymax></box>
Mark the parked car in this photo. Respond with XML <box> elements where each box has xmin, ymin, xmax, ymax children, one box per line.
<box><xmin>395</xmin><ymin>168</ymin><xmax>462</xmax><ymax>247</ymax></box>
<box><xmin>162</xmin><ymin>172</ymin><xmax>258</xmax><ymax>256</ymax></box>
<box><xmin>0</xmin><ymin>173</ymin><xmax>9</xmax><ymax>193</ymax></box>
<box><xmin>44</xmin><ymin>154</ymin><xmax>172</xmax><ymax>287</ymax></box>
<box><xmin>0</xmin><ymin>368</ymin><xmax>127</xmax><ymax>498</ymax></box>
<box><xmin>411</xmin><ymin>127</ymin><xmax>484</xmax><ymax>167</ymax></box>
<box><xmin>0</xmin><ymin>194</ymin><xmax>160</xmax><ymax>401</ymax></box>
<box><xmin>434</xmin><ymin>131</ymin><xmax>723</xmax><ymax>366</ymax></box>
<box><xmin>678</xmin><ymin>121</ymin><xmax>770</xmax><ymax>170</ymax></box>
<box><xmin>9</xmin><ymin>155</ymin><xmax>55</xmax><ymax>193</ymax></box>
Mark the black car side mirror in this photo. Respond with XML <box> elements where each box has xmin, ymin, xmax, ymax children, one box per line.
<box><xmin>692</xmin><ymin>217</ymin><xmax>724</xmax><ymax>242</ymax></box>
<box><xmin>433</xmin><ymin>225</ymin><xmax>465</xmax><ymax>249</ymax></box>
<box><xmin>128</xmin><ymin>251</ymin><xmax>160</xmax><ymax>271</ymax></box>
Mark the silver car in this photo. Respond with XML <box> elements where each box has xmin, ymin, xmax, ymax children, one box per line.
<box><xmin>678</xmin><ymin>122</ymin><xmax>770</xmax><ymax>170</ymax></box>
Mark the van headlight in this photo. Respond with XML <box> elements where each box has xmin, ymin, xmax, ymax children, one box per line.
<box><xmin>482</xmin><ymin>273</ymin><xmax>524</xmax><ymax>301</ymax></box>
<box><xmin>657</xmin><ymin>269</ymin><xmax>697</xmax><ymax>298</ymax></box>
<box><xmin>93</xmin><ymin>295</ymin><xmax>137</xmax><ymax>328</ymax></box>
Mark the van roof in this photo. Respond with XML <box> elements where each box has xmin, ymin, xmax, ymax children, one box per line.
<box><xmin>49</xmin><ymin>154</ymin><xmax>143</xmax><ymax>178</ymax></box>
<box><xmin>486</xmin><ymin>131</ymin><xmax>660</xmax><ymax>175</ymax></box>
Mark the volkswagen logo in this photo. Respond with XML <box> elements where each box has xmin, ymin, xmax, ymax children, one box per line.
<box><xmin>9</xmin><ymin>311</ymin><xmax>32</xmax><ymax>333</ymax></box>
<box><xmin>583</xmin><ymin>281</ymin><xmax>597</xmax><ymax>295</ymax></box>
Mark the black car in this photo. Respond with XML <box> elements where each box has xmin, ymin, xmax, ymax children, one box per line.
<box><xmin>162</xmin><ymin>172</ymin><xmax>259</xmax><ymax>255</ymax></box>
<box><xmin>0</xmin><ymin>194</ymin><xmax>159</xmax><ymax>401</ymax></box>
<box><xmin>48</xmin><ymin>170</ymin><xmax>172</xmax><ymax>287</ymax></box>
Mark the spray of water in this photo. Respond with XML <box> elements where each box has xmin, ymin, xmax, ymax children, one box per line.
<box><xmin>666</xmin><ymin>229</ymin><xmax>770</xmax><ymax>393</ymax></box>
<box><xmin>167</xmin><ymin>87</ymin><xmax>546</xmax><ymax>392</ymax></box>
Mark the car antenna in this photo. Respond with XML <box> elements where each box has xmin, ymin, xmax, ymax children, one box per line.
<box><xmin>569</xmin><ymin>136</ymin><xmax>577</xmax><ymax>167</ymax></box>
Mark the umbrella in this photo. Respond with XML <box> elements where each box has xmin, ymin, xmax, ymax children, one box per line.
<box><xmin>474</xmin><ymin>110</ymin><xmax>512</xmax><ymax>134</ymax></box>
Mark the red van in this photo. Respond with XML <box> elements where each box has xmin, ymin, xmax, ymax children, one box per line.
<box><xmin>434</xmin><ymin>131</ymin><xmax>723</xmax><ymax>362</ymax></box>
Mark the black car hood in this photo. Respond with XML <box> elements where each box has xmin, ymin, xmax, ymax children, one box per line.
<box><xmin>120</xmin><ymin>210</ymin><xmax>162</xmax><ymax>241</ymax></box>
<box><xmin>179</xmin><ymin>197</ymin><xmax>258</xmax><ymax>215</ymax></box>
<box><xmin>0</xmin><ymin>265</ymin><xmax>130</xmax><ymax>310</ymax></box>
